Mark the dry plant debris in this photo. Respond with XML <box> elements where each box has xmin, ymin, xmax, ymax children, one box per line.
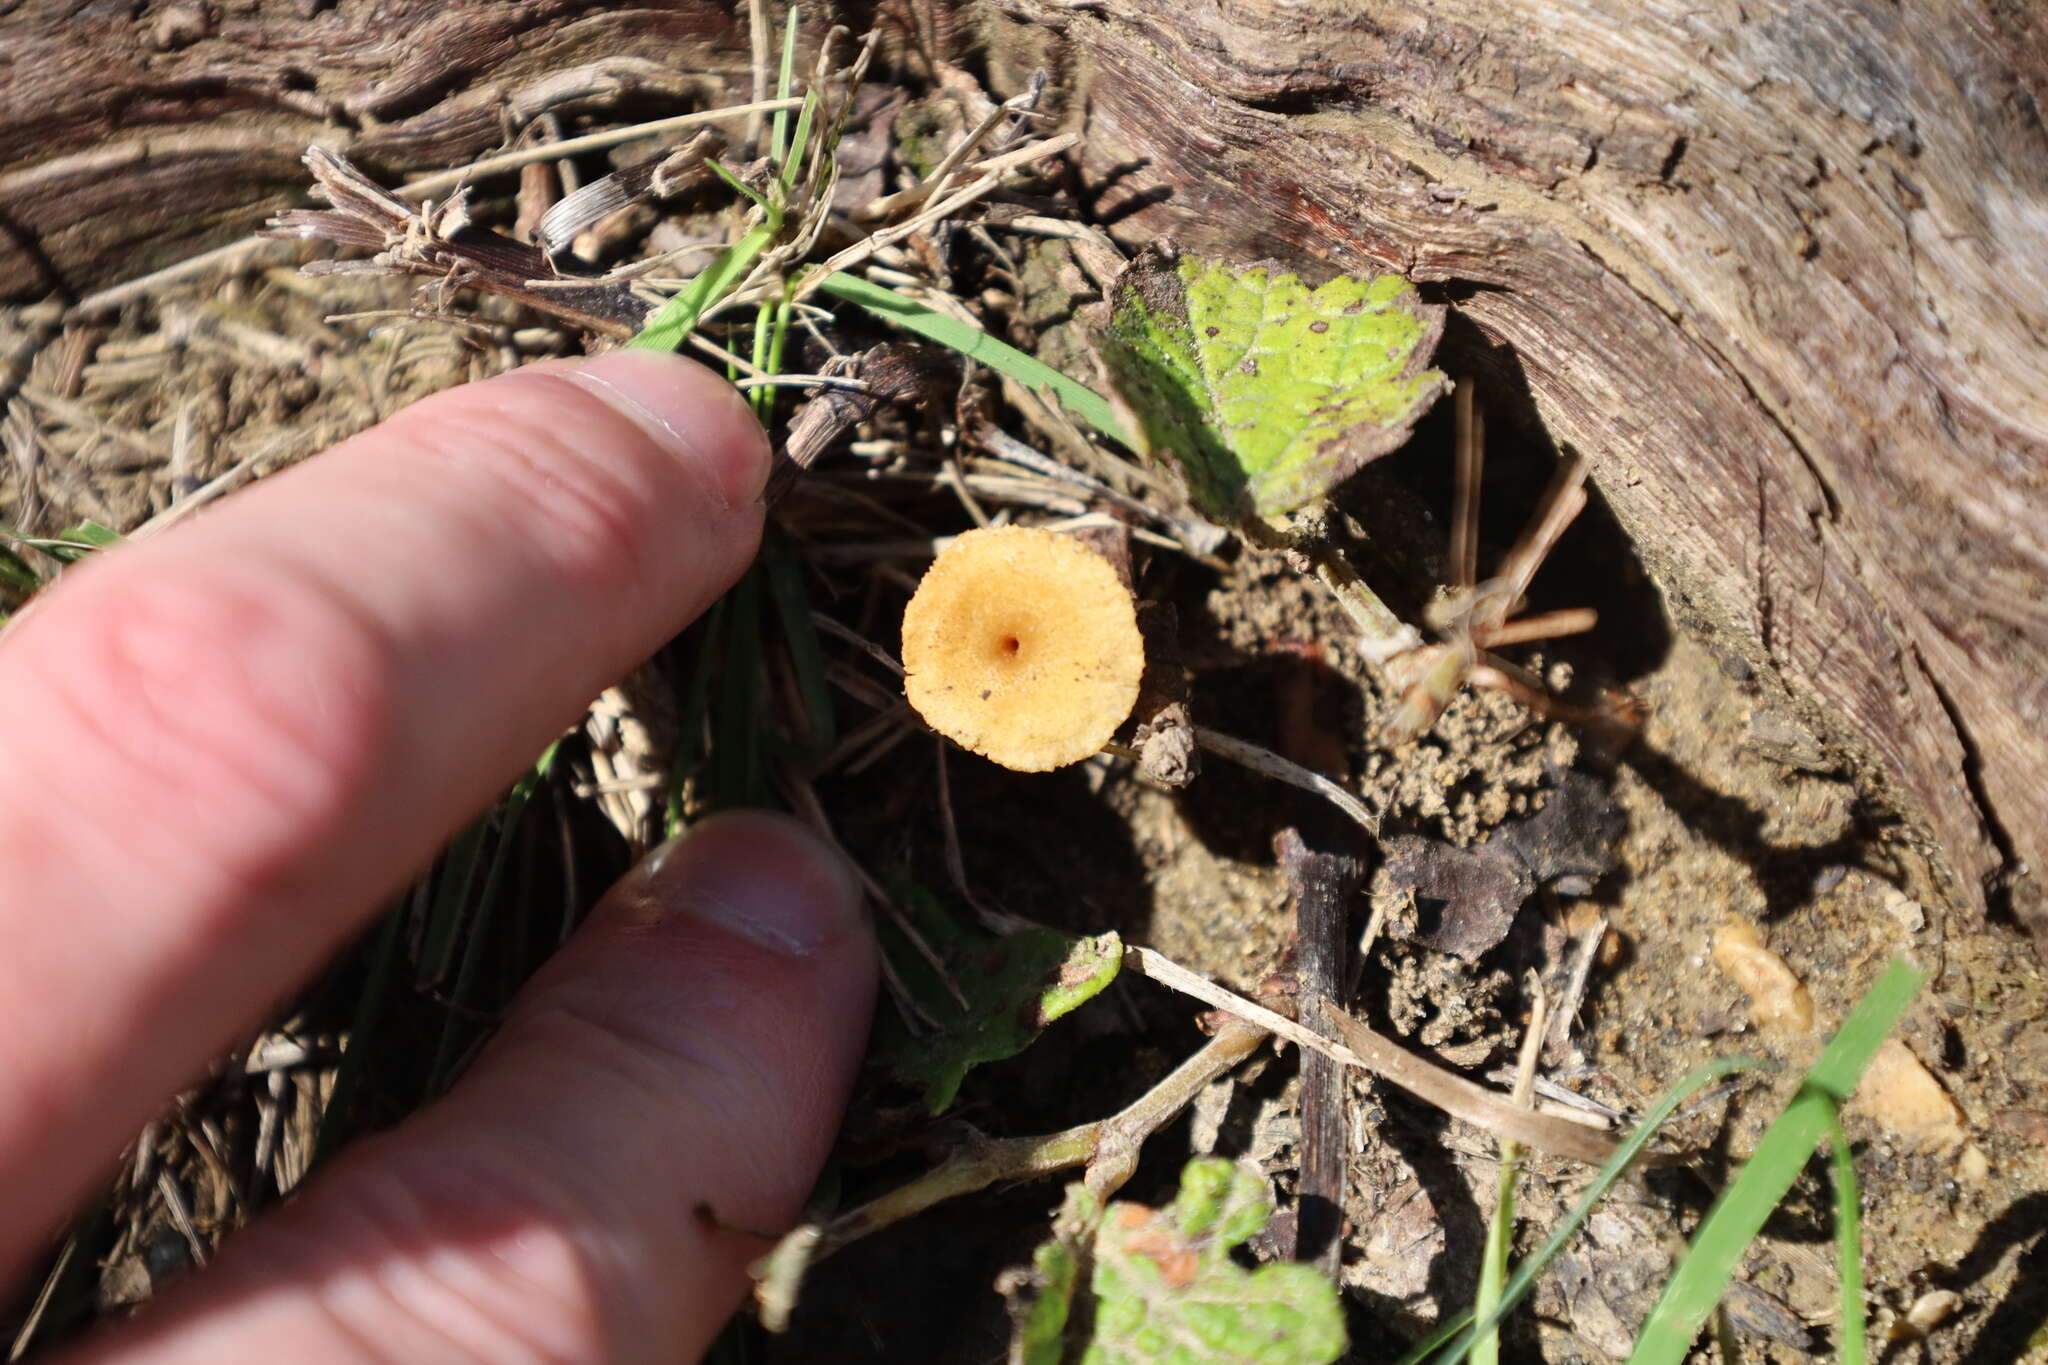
<box><xmin>901</xmin><ymin>526</ymin><xmax>1144</xmax><ymax>771</ymax></box>
<box><xmin>1372</xmin><ymin>769</ymin><xmax>1625</xmax><ymax>960</ymax></box>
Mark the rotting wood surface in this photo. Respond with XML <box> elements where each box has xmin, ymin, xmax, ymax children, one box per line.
<box><xmin>4</xmin><ymin>0</ymin><xmax>2043</xmax><ymax>938</ymax></box>
<box><xmin>0</xmin><ymin>1</ymin><xmax>750</xmax><ymax>293</ymax></box>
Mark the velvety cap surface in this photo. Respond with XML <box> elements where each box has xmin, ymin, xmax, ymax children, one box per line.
<box><xmin>901</xmin><ymin>526</ymin><xmax>1144</xmax><ymax>771</ymax></box>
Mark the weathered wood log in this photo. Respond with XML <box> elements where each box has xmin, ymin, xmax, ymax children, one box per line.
<box><xmin>0</xmin><ymin>1</ymin><xmax>748</xmax><ymax>295</ymax></box>
<box><xmin>4</xmin><ymin>0</ymin><xmax>2041</xmax><ymax>937</ymax></box>
<box><xmin>967</xmin><ymin>0</ymin><xmax>2048</xmax><ymax>934</ymax></box>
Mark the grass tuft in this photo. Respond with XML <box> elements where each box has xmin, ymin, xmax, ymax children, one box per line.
<box><xmin>1625</xmin><ymin>957</ymin><xmax>1921</xmax><ymax>1365</ymax></box>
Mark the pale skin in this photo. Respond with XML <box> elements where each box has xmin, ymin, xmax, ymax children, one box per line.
<box><xmin>0</xmin><ymin>350</ymin><xmax>879</xmax><ymax>1362</ymax></box>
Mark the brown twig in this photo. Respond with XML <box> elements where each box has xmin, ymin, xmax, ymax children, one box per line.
<box><xmin>395</xmin><ymin>99</ymin><xmax>802</xmax><ymax>201</ymax></box>
<box><xmin>752</xmin><ymin>1017</ymin><xmax>1271</xmax><ymax>1330</ymax></box>
<box><xmin>771</xmin><ymin>341</ymin><xmax>953</xmax><ymax>500</ymax></box>
<box><xmin>1382</xmin><ymin>386</ymin><xmax>1623</xmax><ymax>743</ymax></box>
<box><xmin>268</xmin><ymin>149</ymin><xmax>650</xmax><ymax>339</ymax></box>
<box><xmin>1123</xmin><ymin>947</ymin><xmax>1619</xmax><ymax>1164</ymax></box>
<box><xmin>1190</xmin><ymin>727</ymin><xmax>1381</xmax><ymax>836</ymax></box>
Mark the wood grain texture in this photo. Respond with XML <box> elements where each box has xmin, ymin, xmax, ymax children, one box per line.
<box><xmin>982</xmin><ymin>0</ymin><xmax>2048</xmax><ymax>929</ymax></box>
<box><xmin>0</xmin><ymin>0</ymin><xmax>748</xmax><ymax>296</ymax></box>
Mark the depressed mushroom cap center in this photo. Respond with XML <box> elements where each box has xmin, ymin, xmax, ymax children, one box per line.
<box><xmin>901</xmin><ymin>527</ymin><xmax>1145</xmax><ymax>772</ymax></box>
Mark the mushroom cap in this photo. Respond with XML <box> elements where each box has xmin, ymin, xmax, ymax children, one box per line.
<box><xmin>902</xmin><ymin>526</ymin><xmax>1145</xmax><ymax>772</ymax></box>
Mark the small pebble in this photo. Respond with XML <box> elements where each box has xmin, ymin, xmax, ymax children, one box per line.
<box><xmin>1712</xmin><ymin>920</ymin><xmax>1814</xmax><ymax>1032</ymax></box>
<box><xmin>1851</xmin><ymin>1038</ymin><xmax>1967</xmax><ymax>1151</ymax></box>
<box><xmin>1882</xmin><ymin>886</ymin><xmax>1927</xmax><ymax>934</ymax></box>
<box><xmin>1905</xmin><ymin>1288</ymin><xmax>1963</xmax><ymax>1336</ymax></box>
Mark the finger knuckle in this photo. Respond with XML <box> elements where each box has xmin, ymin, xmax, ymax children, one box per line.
<box><xmin>403</xmin><ymin>398</ymin><xmax>657</xmax><ymax>604</ymax></box>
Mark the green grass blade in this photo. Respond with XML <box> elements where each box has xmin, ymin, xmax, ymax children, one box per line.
<box><xmin>1472</xmin><ymin>1142</ymin><xmax>1520</xmax><ymax>1365</ymax></box>
<box><xmin>1625</xmin><ymin>957</ymin><xmax>1924</xmax><ymax>1365</ymax></box>
<box><xmin>418</xmin><ymin>818</ymin><xmax>490</xmax><ymax>985</ymax></box>
<box><xmin>769</xmin><ymin>6</ymin><xmax>800</xmax><ymax>168</ymax></box>
<box><xmin>708</xmin><ymin>565</ymin><xmax>770</xmax><ymax>810</ymax></box>
<box><xmin>765</xmin><ymin>296</ymin><xmax>796</xmax><ymax>380</ymax></box>
<box><xmin>764</xmin><ymin>540</ymin><xmax>836</xmax><ymax>757</ymax></box>
<box><xmin>628</xmin><ymin>224</ymin><xmax>777</xmax><ymax>353</ymax></box>
<box><xmin>1830</xmin><ymin>1115</ymin><xmax>1867</xmax><ymax>1365</ymax></box>
<box><xmin>782</xmin><ymin>90</ymin><xmax>819</xmax><ymax>191</ymax></box>
<box><xmin>818</xmin><ymin>271</ymin><xmax>1133</xmax><ymax>446</ymax></box>
<box><xmin>313</xmin><ymin>897</ymin><xmax>409</xmax><ymax>1163</ymax></box>
<box><xmin>750</xmin><ymin>296</ymin><xmax>785</xmax><ymax>422</ymax></box>
<box><xmin>5</xmin><ymin>1195</ymin><xmax>111</xmax><ymax>1357</ymax></box>
<box><xmin>1397</xmin><ymin>1313</ymin><xmax>1475</xmax><ymax>1365</ymax></box>
<box><xmin>0</xmin><ymin>539</ymin><xmax>41</xmax><ymax>592</ymax></box>
<box><xmin>707</xmin><ymin>157</ymin><xmax>775</xmax><ymax>213</ymax></box>
<box><xmin>665</xmin><ymin>596</ymin><xmax>728</xmax><ymax>839</ymax></box>
<box><xmin>423</xmin><ymin>745</ymin><xmax>559</xmax><ymax>1097</ymax></box>
<box><xmin>1404</xmin><ymin>1054</ymin><xmax>1774</xmax><ymax>1365</ymax></box>
<box><xmin>30</xmin><ymin>521</ymin><xmax>121</xmax><ymax>565</ymax></box>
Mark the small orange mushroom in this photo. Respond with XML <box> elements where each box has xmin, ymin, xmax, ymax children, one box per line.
<box><xmin>901</xmin><ymin>526</ymin><xmax>1145</xmax><ymax>772</ymax></box>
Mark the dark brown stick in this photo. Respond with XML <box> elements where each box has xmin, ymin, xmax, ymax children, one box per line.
<box><xmin>1276</xmin><ymin>828</ymin><xmax>1361</xmax><ymax>1279</ymax></box>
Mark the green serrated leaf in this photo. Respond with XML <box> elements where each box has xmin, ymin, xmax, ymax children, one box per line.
<box><xmin>876</xmin><ymin>887</ymin><xmax>1122</xmax><ymax>1113</ymax></box>
<box><xmin>1099</xmin><ymin>246</ymin><xmax>1449</xmax><ymax>520</ymax></box>
<box><xmin>1001</xmin><ymin>1184</ymin><xmax>1102</xmax><ymax>1365</ymax></box>
<box><xmin>1007</xmin><ymin>1159</ymin><xmax>1345</xmax><ymax>1365</ymax></box>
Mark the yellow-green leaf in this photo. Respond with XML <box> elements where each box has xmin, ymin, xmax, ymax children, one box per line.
<box><xmin>1100</xmin><ymin>247</ymin><xmax>1449</xmax><ymax>520</ymax></box>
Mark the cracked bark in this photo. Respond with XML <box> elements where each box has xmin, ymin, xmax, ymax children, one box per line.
<box><xmin>5</xmin><ymin>0</ymin><xmax>2043</xmax><ymax>937</ymax></box>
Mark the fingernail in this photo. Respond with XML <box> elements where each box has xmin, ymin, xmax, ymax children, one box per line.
<box><xmin>560</xmin><ymin>350</ymin><xmax>772</xmax><ymax>509</ymax></box>
<box><xmin>624</xmin><ymin>810</ymin><xmax>865</xmax><ymax>956</ymax></box>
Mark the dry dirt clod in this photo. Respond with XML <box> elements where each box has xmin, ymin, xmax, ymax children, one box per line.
<box><xmin>1850</xmin><ymin>1037</ymin><xmax>1968</xmax><ymax>1153</ymax></box>
<box><xmin>901</xmin><ymin>526</ymin><xmax>1145</xmax><ymax>771</ymax></box>
<box><xmin>1372</xmin><ymin>769</ymin><xmax>1624</xmax><ymax>960</ymax></box>
<box><xmin>1901</xmin><ymin>1287</ymin><xmax>1964</xmax><ymax>1340</ymax></box>
<box><xmin>149</xmin><ymin>4</ymin><xmax>211</xmax><ymax>50</ymax></box>
<box><xmin>1711</xmin><ymin>919</ymin><xmax>1815</xmax><ymax>1033</ymax></box>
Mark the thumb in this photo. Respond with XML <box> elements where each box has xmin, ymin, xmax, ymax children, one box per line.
<box><xmin>64</xmin><ymin>812</ymin><xmax>877</xmax><ymax>1365</ymax></box>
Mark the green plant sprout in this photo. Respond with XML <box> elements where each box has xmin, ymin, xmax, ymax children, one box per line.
<box><xmin>624</xmin><ymin>5</ymin><xmax>827</xmax><ymax>428</ymax></box>
<box><xmin>1001</xmin><ymin>1159</ymin><xmax>1346</xmax><ymax>1365</ymax></box>
<box><xmin>1624</xmin><ymin>957</ymin><xmax>1921</xmax><ymax>1365</ymax></box>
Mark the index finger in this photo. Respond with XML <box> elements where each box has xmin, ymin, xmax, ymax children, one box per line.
<box><xmin>0</xmin><ymin>350</ymin><xmax>770</xmax><ymax>1279</ymax></box>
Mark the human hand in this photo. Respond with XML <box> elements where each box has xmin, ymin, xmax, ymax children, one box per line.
<box><xmin>0</xmin><ymin>351</ymin><xmax>878</xmax><ymax>1362</ymax></box>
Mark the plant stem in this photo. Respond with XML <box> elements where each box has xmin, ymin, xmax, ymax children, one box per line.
<box><xmin>753</xmin><ymin>1019</ymin><xmax>1267</xmax><ymax>1311</ymax></box>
